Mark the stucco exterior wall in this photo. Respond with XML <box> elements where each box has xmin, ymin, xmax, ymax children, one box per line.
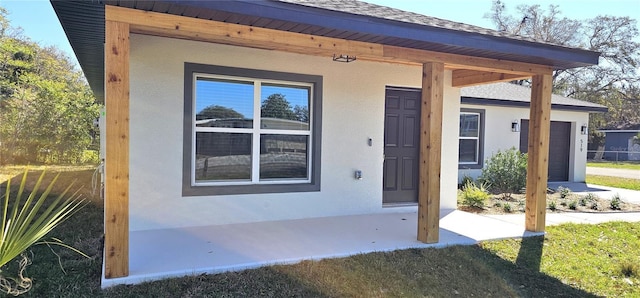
<box><xmin>128</xmin><ymin>34</ymin><xmax>460</xmax><ymax>231</ymax></box>
<box><xmin>458</xmin><ymin>104</ymin><xmax>590</xmax><ymax>182</ymax></box>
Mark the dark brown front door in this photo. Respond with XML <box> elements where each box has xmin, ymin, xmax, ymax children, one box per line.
<box><xmin>383</xmin><ymin>88</ymin><xmax>421</xmax><ymax>204</ymax></box>
<box><xmin>520</xmin><ymin>120</ymin><xmax>571</xmax><ymax>181</ymax></box>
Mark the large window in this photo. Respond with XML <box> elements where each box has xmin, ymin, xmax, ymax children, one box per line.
<box><xmin>183</xmin><ymin>64</ymin><xmax>322</xmax><ymax>196</ymax></box>
<box><xmin>458</xmin><ymin>109</ymin><xmax>484</xmax><ymax>169</ymax></box>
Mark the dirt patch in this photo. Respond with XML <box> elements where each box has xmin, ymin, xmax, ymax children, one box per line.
<box><xmin>460</xmin><ymin>191</ymin><xmax>640</xmax><ymax>215</ymax></box>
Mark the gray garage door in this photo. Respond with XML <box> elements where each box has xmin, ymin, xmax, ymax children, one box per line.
<box><xmin>519</xmin><ymin>120</ymin><xmax>571</xmax><ymax>182</ymax></box>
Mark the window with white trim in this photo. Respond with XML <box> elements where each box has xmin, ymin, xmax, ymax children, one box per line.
<box><xmin>183</xmin><ymin>64</ymin><xmax>322</xmax><ymax>196</ymax></box>
<box><xmin>458</xmin><ymin>109</ymin><xmax>484</xmax><ymax>169</ymax></box>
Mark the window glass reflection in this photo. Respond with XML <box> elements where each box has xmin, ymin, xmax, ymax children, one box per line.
<box><xmin>260</xmin><ymin>134</ymin><xmax>308</xmax><ymax>179</ymax></box>
<box><xmin>195</xmin><ymin>132</ymin><xmax>252</xmax><ymax>181</ymax></box>
<box><xmin>195</xmin><ymin>78</ymin><xmax>254</xmax><ymax>128</ymax></box>
<box><xmin>260</xmin><ymin>84</ymin><xmax>310</xmax><ymax>130</ymax></box>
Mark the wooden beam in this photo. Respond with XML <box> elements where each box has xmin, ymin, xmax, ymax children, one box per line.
<box><xmin>105</xmin><ymin>5</ymin><xmax>553</xmax><ymax>79</ymax></box>
<box><xmin>525</xmin><ymin>74</ymin><xmax>552</xmax><ymax>232</ymax></box>
<box><xmin>104</xmin><ymin>19</ymin><xmax>130</xmax><ymax>279</ymax></box>
<box><xmin>452</xmin><ymin>70</ymin><xmax>530</xmax><ymax>87</ymax></box>
<box><xmin>105</xmin><ymin>5</ymin><xmax>382</xmax><ymax>58</ymax></box>
<box><xmin>417</xmin><ymin>62</ymin><xmax>444</xmax><ymax>243</ymax></box>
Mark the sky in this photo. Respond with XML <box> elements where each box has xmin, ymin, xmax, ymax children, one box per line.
<box><xmin>1</xmin><ymin>0</ymin><xmax>639</xmax><ymax>68</ymax></box>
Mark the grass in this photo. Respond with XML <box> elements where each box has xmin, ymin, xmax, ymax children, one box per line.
<box><xmin>482</xmin><ymin>222</ymin><xmax>640</xmax><ymax>297</ymax></box>
<box><xmin>587</xmin><ymin>175</ymin><xmax>640</xmax><ymax>191</ymax></box>
<box><xmin>1</xmin><ymin>165</ymin><xmax>639</xmax><ymax>297</ymax></box>
<box><xmin>587</xmin><ymin>161</ymin><xmax>640</xmax><ymax>170</ymax></box>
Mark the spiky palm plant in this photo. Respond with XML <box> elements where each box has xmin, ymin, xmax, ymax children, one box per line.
<box><xmin>0</xmin><ymin>169</ymin><xmax>86</xmax><ymax>295</ymax></box>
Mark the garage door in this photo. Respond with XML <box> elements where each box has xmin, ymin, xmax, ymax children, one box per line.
<box><xmin>519</xmin><ymin>120</ymin><xmax>571</xmax><ymax>181</ymax></box>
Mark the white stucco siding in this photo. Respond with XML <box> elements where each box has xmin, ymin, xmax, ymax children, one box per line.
<box><xmin>458</xmin><ymin>103</ymin><xmax>589</xmax><ymax>182</ymax></box>
<box><xmin>129</xmin><ymin>34</ymin><xmax>459</xmax><ymax>231</ymax></box>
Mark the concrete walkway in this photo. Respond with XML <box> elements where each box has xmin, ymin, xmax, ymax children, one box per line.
<box><xmin>548</xmin><ymin>182</ymin><xmax>640</xmax><ymax>204</ymax></box>
<box><xmin>586</xmin><ymin>166</ymin><xmax>639</xmax><ymax>179</ymax></box>
<box><xmin>102</xmin><ymin>206</ymin><xmax>640</xmax><ymax>288</ymax></box>
<box><xmin>484</xmin><ymin>211</ymin><xmax>640</xmax><ymax>226</ymax></box>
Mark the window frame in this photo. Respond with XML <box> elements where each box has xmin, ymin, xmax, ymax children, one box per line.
<box><xmin>458</xmin><ymin>108</ymin><xmax>484</xmax><ymax>169</ymax></box>
<box><xmin>183</xmin><ymin>63</ymin><xmax>322</xmax><ymax>196</ymax></box>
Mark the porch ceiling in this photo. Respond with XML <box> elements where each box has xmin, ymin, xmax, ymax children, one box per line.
<box><xmin>50</xmin><ymin>0</ymin><xmax>600</xmax><ymax>102</ymax></box>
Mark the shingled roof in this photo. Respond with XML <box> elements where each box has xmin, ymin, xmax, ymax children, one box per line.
<box><xmin>280</xmin><ymin>0</ymin><xmax>562</xmax><ymax>47</ymax></box>
<box><xmin>461</xmin><ymin>82</ymin><xmax>608</xmax><ymax>112</ymax></box>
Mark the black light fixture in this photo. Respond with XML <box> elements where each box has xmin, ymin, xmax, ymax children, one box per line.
<box><xmin>332</xmin><ymin>54</ymin><xmax>356</xmax><ymax>63</ymax></box>
<box><xmin>581</xmin><ymin>124</ymin><xmax>588</xmax><ymax>135</ymax></box>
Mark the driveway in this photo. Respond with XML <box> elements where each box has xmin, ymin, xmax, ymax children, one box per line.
<box><xmin>586</xmin><ymin>167</ymin><xmax>640</xmax><ymax>179</ymax></box>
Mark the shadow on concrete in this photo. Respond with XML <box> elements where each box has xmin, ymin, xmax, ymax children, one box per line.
<box><xmin>548</xmin><ymin>182</ymin><xmax>609</xmax><ymax>193</ymax></box>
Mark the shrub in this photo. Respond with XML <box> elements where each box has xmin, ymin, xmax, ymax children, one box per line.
<box><xmin>610</xmin><ymin>193</ymin><xmax>622</xmax><ymax>210</ymax></box>
<box><xmin>503</xmin><ymin>203</ymin><xmax>512</xmax><ymax>213</ymax></box>
<box><xmin>579</xmin><ymin>197</ymin><xmax>588</xmax><ymax>207</ymax></box>
<box><xmin>557</xmin><ymin>186</ymin><xmax>572</xmax><ymax>199</ymax></box>
<box><xmin>580</xmin><ymin>193</ymin><xmax>598</xmax><ymax>207</ymax></box>
<box><xmin>0</xmin><ymin>169</ymin><xmax>87</xmax><ymax>295</ymax></box>
<box><xmin>81</xmin><ymin>150</ymin><xmax>100</xmax><ymax>164</ymax></box>
<box><xmin>568</xmin><ymin>200</ymin><xmax>577</xmax><ymax>210</ymax></box>
<box><xmin>590</xmin><ymin>202</ymin><xmax>599</xmax><ymax>210</ymax></box>
<box><xmin>478</xmin><ymin>148</ymin><xmax>527</xmax><ymax>196</ymax></box>
<box><xmin>619</xmin><ymin>260</ymin><xmax>639</xmax><ymax>277</ymax></box>
<box><xmin>458</xmin><ymin>174</ymin><xmax>474</xmax><ymax>189</ymax></box>
<box><xmin>459</xmin><ymin>181</ymin><xmax>490</xmax><ymax>208</ymax></box>
<box><xmin>548</xmin><ymin>200</ymin><xmax>557</xmax><ymax>211</ymax></box>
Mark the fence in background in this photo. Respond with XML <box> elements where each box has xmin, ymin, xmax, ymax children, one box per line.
<box><xmin>587</xmin><ymin>150</ymin><xmax>640</xmax><ymax>162</ymax></box>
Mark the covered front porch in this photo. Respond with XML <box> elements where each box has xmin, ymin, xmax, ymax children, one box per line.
<box><xmin>102</xmin><ymin>210</ymin><xmax>540</xmax><ymax>287</ymax></box>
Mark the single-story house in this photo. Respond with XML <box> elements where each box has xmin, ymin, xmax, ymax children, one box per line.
<box><xmin>599</xmin><ymin>124</ymin><xmax>640</xmax><ymax>161</ymax></box>
<box><xmin>51</xmin><ymin>0</ymin><xmax>600</xmax><ymax>283</ymax></box>
<box><xmin>458</xmin><ymin>82</ymin><xmax>607</xmax><ymax>182</ymax></box>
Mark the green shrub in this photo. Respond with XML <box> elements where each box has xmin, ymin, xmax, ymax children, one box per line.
<box><xmin>548</xmin><ymin>200</ymin><xmax>557</xmax><ymax>211</ymax></box>
<box><xmin>503</xmin><ymin>203</ymin><xmax>512</xmax><ymax>213</ymax></box>
<box><xmin>458</xmin><ymin>174</ymin><xmax>474</xmax><ymax>189</ymax></box>
<box><xmin>568</xmin><ymin>200</ymin><xmax>577</xmax><ymax>210</ymax></box>
<box><xmin>610</xmin><ymin>193</ymin><xmax>622</xmax><ymax>210</ymax></box>
<box><xmin>579</xmin><ymin>197</ymin><xmax>588</xmax><ymax>207</ymax></box>
<box><xmin>560</xmin><ymin>201</ymin><xmax>567</xmax><ymax>207</ymax></box>
<box><xmin>81</xmin><ymin>150</ymin><xmax>100</xmax><ymax>164</ymax></box>
<box><xmin>459</xmin><ymin>181</ymin><xmax>490</xmax><ymax>208</ymax></box>
<box><xmin>479</xmin><ymin>148</ymin><xmax>527</xmax><ymax>195</ymax></box>
<box><xmin>590</xmin><ymin>202</ymin><xmax>599</xmax><ymax>210</ymax></box>
<box><xmin>580</xmin><ymin>193</ymin><xmax>598</xmax><ymax>207</ymax></box>
<box><xmin>557</xmin><ymin>186</ymin><xmax>572</xmax><ymax>199</ymax></box>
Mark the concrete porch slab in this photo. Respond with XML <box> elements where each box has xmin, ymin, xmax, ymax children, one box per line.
<box><xmin>102</xmin><ymin>209</ymin><xmax>539</xmax><ymax>287</ymax></box>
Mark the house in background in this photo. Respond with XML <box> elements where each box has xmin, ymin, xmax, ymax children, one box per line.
<box><xmin>458</xmin><ymin>82</ymin><xmax>607</xmax><ymax>182</ymax></box>
<box><xmin>599</xmin><ymin>124</ymin><xmax>640</xmax><ymax>161</ymax></box>
<box><xmin>51</xmin><ymin>0</ymin><xmax>599</xmax><ymax>286</ymax></box>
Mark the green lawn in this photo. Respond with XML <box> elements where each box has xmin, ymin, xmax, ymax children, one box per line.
<box><xmin>587</xmin><ymin>175</ymin><xmax>640</xmax><ymax>191</ymax></box>
<box><xmin>2</xmin><ymin>167</ymin><xmax>639</xmax><ymax>297</ymax></box>
<box><xmin>587</xmin><ymin>161</ymin><xmax>640</xmax><ymax>170</ymax></box>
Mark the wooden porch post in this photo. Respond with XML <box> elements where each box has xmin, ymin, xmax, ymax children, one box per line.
<box><xmin>525</xmin><ymin>74</ymin><xmax>552</xmax><ymax>232</ymax></box>
<box><xmin>104</xmin><ymin>20</ymin><xmax>130</xmax><ymax>278</ymax></box>
<box><xmin>418</xmin><ymin>62</ymin><xmax>444</xmax><ymax>243</ymax></box>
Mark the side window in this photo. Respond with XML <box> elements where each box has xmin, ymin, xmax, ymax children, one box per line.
<box><xmin>183</xmin><ymin>64</ymin><xmax>322</xmax><ymax>196</ymax></box>
<box><xmin>458</xmin><ymin>109</ymin><xmax>484</xmax><ymax>169</ymax></box>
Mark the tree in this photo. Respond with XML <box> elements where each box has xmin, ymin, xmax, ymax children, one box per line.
<box><xmin>196</xmin><ymin>105</ymin><xmax>244</xmax><ymax>120</ymax></box>
<box><xmin>293</xmin><ymin>105</ymin><xmax>309</xmax><ymax>122</ymax></box>
<box><xmin>485</xmin><ymin>1</ymin><xmax>640</xmax><ymax>146</ymax></box>
<box><xmin>260</xmin><ymin>93</ymin><xmax>297</xmax><ymax>120</ymax></box>
<box><xmin>0</xmin><ymin>7</ymin><xmax>99</xmax><ymax>164</ymax></box>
